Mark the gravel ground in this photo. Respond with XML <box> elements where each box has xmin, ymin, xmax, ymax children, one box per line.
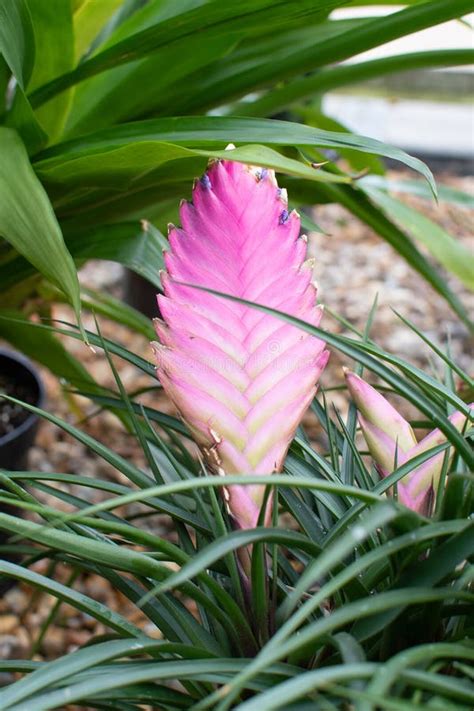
<box><xmin>0</xmin><ymin>170</ymin><xmax>472</xmax><ymax>680</ymax></box>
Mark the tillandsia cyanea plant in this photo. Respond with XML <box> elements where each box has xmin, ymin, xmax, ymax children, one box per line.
<box><xmin>345</xmin><ymin>370</ymin><xmax>473</xmax><ymax>515</ymax></box>
<box><xmin>0</xmin><ymin>301</ymin><xmax>473</xmax><ymax>708</ymax></box>
<box><xmin>153</xmin><ymin>155</ymin><xmax>329</xmax><ymax>534</ymax></box>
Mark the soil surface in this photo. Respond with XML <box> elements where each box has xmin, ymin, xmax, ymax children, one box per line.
<box><xmin>0</xmin><ymin>169</ymin><xmax>472</xmax><ymax>686</ymax></box>
<box><xmin>0</xmin><ymin>374</ymin><xmax>35</xmax><ymax>438</ymax></box>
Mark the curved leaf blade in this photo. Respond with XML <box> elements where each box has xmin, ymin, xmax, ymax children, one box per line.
<box><xmin>0</xmin><ymin>128</ymin><xmax>81</xmax><ymax>322</ymax></box>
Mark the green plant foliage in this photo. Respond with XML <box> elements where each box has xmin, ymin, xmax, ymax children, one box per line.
<box><xmin>0</xmin><ymin>312</ymin><xmax>472</xmax><ymax>709</ymax></box>
<box><xmin>0</xmin><ymin>129</ymin><xmax>81</xmax><ymax>323</ymax></box>
<box><xmin>0</xmin><ymin>5</ymin><xmax>473</xmax><ymax>703</ymax></box>
<box><xmin>0</xmin><ymin>0</ymin><xmax>35</xmax><ymax>90</ymax></box>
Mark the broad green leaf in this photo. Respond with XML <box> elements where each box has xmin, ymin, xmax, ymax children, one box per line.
<box><xmin>4</xmin><ymin>87</ymin><xmax>47</xmax><ymax>154</ymax></box>
<box><xmin>364</xmin><ymin>187</ymin><xmax>474</xmax><ymax>290</ymax></box>
<box><xmin>156</xmin><ymin>18</ymin><xmax>363</xmax><ymax>115</ymax></box>
<box><xmin>73</xmin><ymin>0</ymin><xmax>123</xmax><ymax>60</ymax></box>
<box><xmin>36</xmin><ymin>141</ymin><xmax>202</xmax><ymax>188</ymax></box>
<box><xmin>80</xmin><ymin>0</ymin><xmax>155</xmax><ymax>54</ymax></box>
<box><xmin>26</xmin><ymin>0</ymin><xmax>75</xmax><ymax>141</ymax></box>
<box><xmin>0</xmin><ymin>221</ymin><xmax>165</xmax><ymax>292</ymax></box>
<box><xmin>35</xmin><ymin>140</ymin><xmax>348</xmax><ymax>192</ymax></box>
<box><xmin>65</xmin><ymin>221</ymin><xmax>165</xmax><ymax>285</ymax></box>
<box><xmin>0</xmin><ymin>129</ymin><xmax>81</xmax><ymax>323</ymax></box>
<box><xmin>0</xmin><ymin>315</ymin><xmax>157</xmax><ymax>377</ymax></box>
<box><xmin>34</xmin><ymin>116</ymin><xmax>435</xmax><ymax>193</ymax></box>
<box><xmin>295</xmin><ymin>107</ymin><xmax>385</xmax><ymax>175</ymax></box>
<box><xmin>0</xmin><ymin>1</ymin><xmax>45</xmax><ymax>154</ymax></box>
<box><xmin>28</xmin><ymin>0</ymin><xmax>344</xmax><ymax>107</ymax></box>
<box><xmin>0</xmin><ymin>56</ymin><xmax>9</xmax><ymax>113</ymax></box>
<box><xmin>64</xmin><ymin>28</ymin><xmax>241</xmax><ymax>136</ymax></box>
<box><xmin>64</xmin><ymin>15</ymin><xmax>358</xmax><ymax>135</ymax></box>
<box><xmin>92</xmin><ymin>0</ymin><xmax>209</xmax><ymax>48</ymax></box>
<box><xmin>0</xmin><ymin>0</ymin><xmax>34</xmax><ymax>90</ymax></box>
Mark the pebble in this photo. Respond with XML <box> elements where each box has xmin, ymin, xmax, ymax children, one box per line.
<box><xmin>2</xmin><ymin>589</ymin><xmax>28</xmax><ymax>615</ymax></box>
<box><xmin>41</xmin><ymin>628</ymin><xmax>65</xmax><ymax>657</ymax></box>
<box><xmin>0</xmin><ymin>615</ymin><xmax>17</xmax><ymax>635</ymax></box>
<box><xmin>0</xmin><ymin>628</ymin><xmax>29</xmax><ymax>659</ymax></box>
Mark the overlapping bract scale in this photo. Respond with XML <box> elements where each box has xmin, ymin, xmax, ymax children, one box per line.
<box><xmin>153</xmin><ymin>158</ymin><xmax>328</xmax><ymax>528</ymax></box>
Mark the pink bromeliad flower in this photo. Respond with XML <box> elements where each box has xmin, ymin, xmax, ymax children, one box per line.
<box><xmin>152</xmin><ymin>155</ymin><xmax>328</xmax><ymax>530</ymax></box>
<box><xmin>345</xmin><ymin>370</ymin><xmax>473</xmax><ymax>515</ymax></box>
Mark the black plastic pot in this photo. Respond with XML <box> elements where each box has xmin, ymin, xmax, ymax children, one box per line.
<box><xmin>0</xmin><ymin>349</ymin><xmax>44</xmax><ymax>470</ymax></box>
<box><xmin>123</xmin><ymin>269</ymin><xmax>160</xmax><ymax>318</ymax></box>
<box><xmin>0</xmin><ymin>349</ymin><xmax>44</xmax><ymax>592</ymax></box>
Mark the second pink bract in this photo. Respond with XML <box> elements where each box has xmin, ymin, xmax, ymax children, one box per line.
<box><xmin>152</xmin><ymin>156</ymin><xmax>328</xmax><ymax>530</ymax></box>
<box><xmin>345</xmin><ymin>370</ymin><xmax>473</xmax><ymax>515</ymax></box>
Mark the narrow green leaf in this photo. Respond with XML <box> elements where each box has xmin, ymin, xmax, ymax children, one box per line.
<box><xmin>0</xmin><ymin>636</ymin><xmax>204</xmax><ymax>709</ymax></box>
<box><xmin>238</xmin><ymin>49</ymin><xmax>474</xmax><ymax>117</ymax></box>
<box><xmin>152</xmin><ymin>528</ymin><xmax>321</xmax><ymax>597</ymax></box>
<box><xmin>80</xmin><ymin>288</ymin><xmax>154</xmax><ymax>339</ymax></box>
<box><xmin>360</xmin><ymin>644</ymin><xmax>474</xmax><ymax>711</ymax></box>
<box><xmin>352</xmin><ymin>523</ymin><xmax>474</xmax><ymax>641</ymax></box>
<box><xmin>402</xmin><ymin>668</ymin><xmax>474</xmax><ymax>706</ymax></box>
<box><xmin>2</xmin><ymin>659</ymin><xmax>297</xmax><ymax>711</ymax></box>
<box><xmin>360</xmin><ymin>175</ymin><xmax>474</xmax><ymax>209</ymax></box>
<box><xmin>234</xmin><ymin>663</ymin><xmax>377</xmax><ymax>711</ymax></box>
<box><xmin>0</xmin><ymin>561</ymin><xmax>142</xmax><ymax>641</ymax></box>
<box><xmin>178</xmin><ymin>283</ymin><xmax>474</xmax><ymax>462</ymax></box>
<box><xmin>0</xmin><ymin>309</ymin><xmax>94</xmax><ymax>390</ymax></box>
<box><xmin>289</xmin><ymin>179</ymin><xmax>472</xmax><ymax>329</ymax></box>
<box><xmin>216</xmin><ymin>589</ymin><xmax>473</xmax><ymax>711</ymax></box>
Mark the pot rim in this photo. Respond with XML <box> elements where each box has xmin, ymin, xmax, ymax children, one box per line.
<box><xmin>0</xmin><ymin>348</ymin><xmax>45</xmax><ymax>449</ymax></box>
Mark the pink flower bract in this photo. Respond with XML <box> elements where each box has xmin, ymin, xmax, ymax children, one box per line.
<box><xmin>152</xmin><ymin>157</ymin><xmax>328</xmax><ymax>529</ymax></box>
<box><xmin>345</xmin><ymin>370</ymin><xmax>473</xmax><ymax>515</ymax></box>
